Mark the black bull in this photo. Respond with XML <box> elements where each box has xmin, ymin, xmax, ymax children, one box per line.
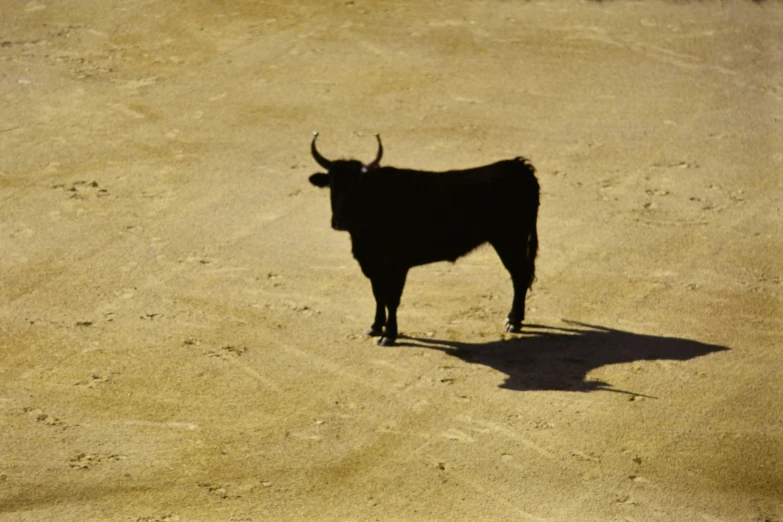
<box><xmin>309</xmin><ymin>132</ymin><xmax>540</xmax><ymax>346</ymax></box>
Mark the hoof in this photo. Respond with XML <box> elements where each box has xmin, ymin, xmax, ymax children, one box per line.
<box><xmin>504</xmin><ymin>322</ymin><xmax>522</xmax><ymax>334</ymax></box>
<box><xmin>377</xmin><ymin>337</ymin><xmax>396</xmax><ymax>347</ymax></box>
<box><xmin>366</xmin><ymin>327</ymin><xmax>384</xmax><ymax>337</ymax></box>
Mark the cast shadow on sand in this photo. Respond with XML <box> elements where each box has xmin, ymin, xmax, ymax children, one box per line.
<box><xmin>396</xmin><ymin>320</ymin><xmax>728</xmax><ymax>395</ymax></box>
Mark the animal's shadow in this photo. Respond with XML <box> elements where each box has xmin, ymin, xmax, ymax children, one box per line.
<box><xmin>397</xmin><ymin>320</ymin><xmax>728</xmax><ymax>395</ymax></box>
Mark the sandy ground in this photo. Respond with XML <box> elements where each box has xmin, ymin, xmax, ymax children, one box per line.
<box><xmin>1</xmin><ymin>1</ymin><xmax>782</xmax><ymax>520</ymax></box>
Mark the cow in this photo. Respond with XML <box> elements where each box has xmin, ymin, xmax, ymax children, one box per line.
<box><xmin>309</xmin><ymin>132</ymin><xmax>539</xmax><ymax>346</ymax></box>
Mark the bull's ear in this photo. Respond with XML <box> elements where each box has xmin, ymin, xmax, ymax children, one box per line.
<box><xmin>309</xmin><ymin>173</ymin><xmax>330</xmax><ymax>188</ymax></box>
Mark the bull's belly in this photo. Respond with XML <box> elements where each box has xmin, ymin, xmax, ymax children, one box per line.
<box><xmin>352</xmin><ymin>228</ymin><xmax>488</xmax><ymax>269</ymax></box>
<box><xmin>407</xmin><ymin>241</ymin><xmax>482</xmax><ymax>265</ymax></box>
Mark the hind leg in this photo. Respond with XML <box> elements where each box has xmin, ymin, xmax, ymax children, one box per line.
<box><xmin>490</xmin><ymin>237</ymin><xmax>535</xmax><ymax>333</ymax></box>
<box><xmin>504</xmin><ymin>276</ymin><xmax>530</xmax><ymax>333</ymax></box>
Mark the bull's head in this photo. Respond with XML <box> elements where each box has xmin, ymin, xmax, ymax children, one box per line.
<box><xmin>309</xmin><ymin>132</ymin><xmax>383</xmax><ymax>231</ymax></box>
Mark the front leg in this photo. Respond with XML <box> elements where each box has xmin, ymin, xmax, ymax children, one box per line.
<box><xmin>366</xmin><ymin>277</ymin><xmax>386</xmax><ymax>337</ymax></box>
<box><xmin>376</xmin><ymin>269</ymin><xmax>408</xmax><ymax>347</ymax></box>
<box><xmin>378</xmin><ymin>306</ymin><xmax>397</xmax><ymax>346</ymax></box>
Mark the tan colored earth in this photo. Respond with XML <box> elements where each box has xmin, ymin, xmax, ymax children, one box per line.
<box><xmin>1</xmin><ymin>1</ymin><xmax>782</xmax><ymax>520</ymax></box>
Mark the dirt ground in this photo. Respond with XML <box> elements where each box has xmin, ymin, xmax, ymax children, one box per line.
<box><xmin>1</xmin><ymin>1</ymin><xmax>782</xmax><ymax>520</ymax></box>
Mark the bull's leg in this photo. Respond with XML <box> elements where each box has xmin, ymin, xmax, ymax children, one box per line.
<box><xmin>491</xmin><ymin>237</ymin><xmax>535</xmax><ymax>333</ymax></box>
<box><xmin>505</xmin><ymin>276</ymin><xmax>530</xmax><ymax>333</ymax></box>
<box><xmin>367</xmin><ymin>277</ymin><xmax>386</xmax><ymax>337</ymax></box>
<box><xmin>378</xmin><ymin>269</ymin><xmax>408</xmax><ymax>346</ymax></box>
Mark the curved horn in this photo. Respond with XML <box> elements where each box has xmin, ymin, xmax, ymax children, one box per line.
<box><xmin>311</xmin><ymin>131</ymin><xmax>332</xmax><ymax>170</ymax></box>
<box><xmin>365</xmin><ymin>134</ymin><xmax>383</xmax><ymax>170</ymax></box>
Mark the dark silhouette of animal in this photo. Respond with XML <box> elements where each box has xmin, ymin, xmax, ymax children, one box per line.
<box><xmin>308</xmin><ymin>132</ymin><xmax>540</xmax><ymax>346</ymax></box>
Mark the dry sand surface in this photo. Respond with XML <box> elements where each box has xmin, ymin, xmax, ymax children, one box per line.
<box><xmin>1</xmin><ymin>1</ymin><xmax>782</xmax><ymax>520</ymax></box>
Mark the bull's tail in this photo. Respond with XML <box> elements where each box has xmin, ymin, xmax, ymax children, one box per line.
<box><xmin>524</xmin><ymin>169</ymin><xmax>539</xmax><ymax>288</ymax></box>
<box><xmin>525</xmin><ymin>224</ymin><xmax>538</xmax><ymax>288</ymax></box>
<box><xmin>506</xmin><ymin>156</ymin><xmax>539</xmax><ymax>289</ymax></box>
